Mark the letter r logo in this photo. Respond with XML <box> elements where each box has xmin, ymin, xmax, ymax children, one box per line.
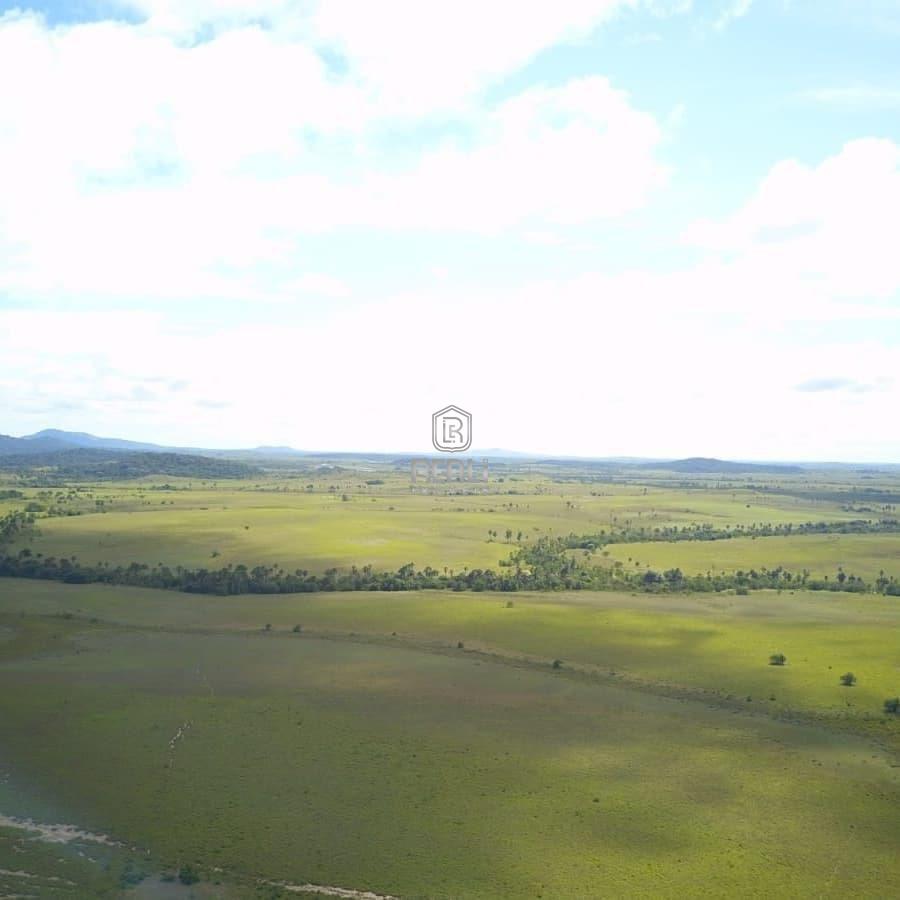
<box><xmin>432</xmin><ymin>405</ymin><xmax>472</xmax><ymax>452</ymax></box>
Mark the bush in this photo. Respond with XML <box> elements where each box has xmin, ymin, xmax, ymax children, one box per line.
<box><xmin>178</xmin><ymin>865</ymin><xmax>199</xmax><ymax>885</ymax></box>
<box><xmin>292</xmin><ymin>624</ymin><xmax>302</xmax><ymax>633</ymax></box>
<box><xmin>457</xmin><ymin>641</ymin><xmax>464</xmax><ymax>649</ymax></box>
<box><xmin>119</xmin><ymin>862</ymin><xmax>147</xmax><ymax>888</ymax></box>
<box><xmin>840</xmin><ymin>672</ymin><xmax>857</xmax><ymax>687</ymax></box>
<box><xmin>884</xmin><ymin>697</ymin><xmax>900</xmax><ymax>714</ymax></box>
<box><xmin>769</xmin><ymin>653</ymin><xmax>787</xmax><ymax>666</ymax></box>
<box><xmin>552</xmin><ymin>659</ymin><xmax>563</xmax><ymax>670</ymax></box>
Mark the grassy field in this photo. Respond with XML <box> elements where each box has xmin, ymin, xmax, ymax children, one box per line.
<box><xmin>604</xmin><ymin>531</ymin><xmax>900</xmax><ymax>581</ymax></box>
<box><xmin>5</xmin><ymin>468</ymin><xmax>898</xmax><ymax>581</ymax></box>
<box><xmin>0</xmin><ymin>579</ymin><xmax>899</xmax><ymax>897</ymax></box>
<box><xmin>2</xmin><ymin>464</ymin><xmax>900</xmax><ymax>897</ymax></box>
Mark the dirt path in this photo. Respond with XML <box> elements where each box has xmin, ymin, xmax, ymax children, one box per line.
<box><xmin>0</xmin><ymin>812</ymin><xmax>121</xmax><ymax>846</ymax></box>
<box><xmin>266</xmin><ymin>881</ymin><xmax>399</xmax><ymax>899</ymax></box>
<box><xmin>0</xmin><ymin>867</ymin><xmax>75</xmax><ymax>886</ymax></box>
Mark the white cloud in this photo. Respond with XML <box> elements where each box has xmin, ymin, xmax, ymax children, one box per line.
<box><xmin>309</xmin><ymin>0</ymin><xmax>636</xmax><ymax>116</ymax></box>
<box><xmin>793</xmin><ymin>86</ymin><xmax>900</xmax><ymax>109</ymax></box>
<box><xmin>277</xmin><ymin>274</ymin><xmax>351</xmax><ymax>299</ymax></box>
<box><xmin>343</xmin><ymin>78</ymin><xmax>668</xmax><ymax>231</ymax></box>
<box><xmin>2</xmin><ymin>2</ymin><xmax>898</xmax><ymax>462</ymax></box>
<box><xmin>3</xmin><ymin>267</ymin><xmax>899</xmax><ymax>459</ymax></box>
<box><xmin>115</xmin><ymin>0</ymin><xmax>636</xmax><ymax>116</ymax></box>
<box><xmin>625</xmin><ymin>31</ymin><xmax>663</xmax><ymax>44</ymax></box>
<box><xmin>683</xmin><ymin>138</ymin><xmax>900</xmax><ymax>299</ymax></box>
<box><xmin>0</xmin><ymin>4</ymin><xmax>669</xmax><ymax>302</ymax></box>
<box><xmin>714</xmin><ymin>0</ymin><xmax>753</xmax><ymax>30</ymax></box>
<box><xmin>523</xmin><ymin>230</ymin><xmax>566</xmax><ymax>246</ymax></box>
<box><xmin>643</xmin><ymin>0</ymin><xmax>693</xmax><ymax>16</ymax></box>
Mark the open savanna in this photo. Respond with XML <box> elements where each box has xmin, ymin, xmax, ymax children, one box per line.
<box><xmin>0</xmin><ymin>580</ymin><xmax>898</xmax><ymax>898</ymax></box>
<box><xmin>605</xmin><ymin>531</ymin><xmax>900</xmax><ymax>581</ymax></box>
<box><xmin>4</xmin><ymin>579</ymin><xmax>899</xmax><ymax>735</ymax></box>
<box><xmin>4</xmin><ymin>467</ymin><xmax>888</xmax><ymax>577</ymax></box>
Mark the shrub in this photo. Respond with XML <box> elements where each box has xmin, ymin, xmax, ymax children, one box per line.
<box><xmin>178</xmin><ymin>865</ymin><xmax>199</xmax><ymax>885</ymax></box>
<box><xmin>119</xmin><ymin>862</ymin><xmax>147</xmax><ymax>888</ymax></box>
<box><xmin>840</xmin><ymin>672</ymin><xmax>857</xmax><ymax>687</ymax></box>
<box><xmin>292</xmin><ymin>624</ymin><xmax>302</xmax><ymax>633</ymax></box>
<box><xmin>264</xmin><ymin>623</ymin><xmax>272</xmax><ymax>632</ymax></box>
<box><xmin>552</xmin><ymin>659</ymin><xmax>563</xmax><ymax>670</ymax></box>
<box><xmin>457</xmin><ymin>641</ymin><xmax>464</xmax><ymax>649</ymax></box>
<box><xmin>769</xmin><ymin>653</ymin><xmax>787</xmax><ymax>666</ymax></box>
<box><xmin>884</xmin><ymin>697</ymin><xmax>900</xmax><ymax>714</ymax></box>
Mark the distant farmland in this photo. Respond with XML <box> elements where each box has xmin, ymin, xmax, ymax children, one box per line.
<box><xmin>1</xmin><ymin>461</ymin><xmax>899</xmax><ymax>897</ymax></box>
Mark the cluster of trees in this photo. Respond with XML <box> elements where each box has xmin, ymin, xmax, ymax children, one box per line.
<box><xmin>487</xmin><ymin>529</ymin><xmax>521</xmax><ymax>542</ymax></box>
<box><xmin>0</xmin><ymin>552</ymin><xmax>531</xmax><ymax>593</ymax></box>
<box><xmin>3</xmin><ymin>535</ymin><xmax>898</xmax><ymax>597</ymax></box>
<box><xmin>3</xmin><ymin>508</ymin><xmax>899</xmax><ymax>597</ymax></box>
<box><xmin>560</xmin><ymin>518</ymin><xmax>900</xmax><ymax>550</ymax></box>
<box><xmin>0</xmin><ymin>449</ymin><xmax>259</xmax><ymax>482</ymax></box>
<box><xmin>512</xmin><ymin>536</ymin><xmax>900</xmax><ymax>595</ymax></box>
<box><xmin>0</xmin><ymin>510</ymin><xmax>35</xmax><ymax>545</ymax></box>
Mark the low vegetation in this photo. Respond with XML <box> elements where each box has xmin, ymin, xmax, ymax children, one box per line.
<box><xmin>2</xmin><ymin>460</ymin><xmax>900</xmax><ymax>897</ymax></box>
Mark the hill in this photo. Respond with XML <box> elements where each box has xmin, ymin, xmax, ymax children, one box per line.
<box><xmin>23</xmin><ymin>428</ymin><xmax>173</xmax><ymax>452</ymax></box>
<box><xmin>13</xmin><ymin>429</ymin><xmax>305</xmax><ymax>459</ymax></box>
<box><xmin>638</xmin><ymin>457</ymin><xmax>805</xmax><ymax>475</ymax></box>
<box><xmin>0</xmin><ymin>448</ymin><xmax>260</xmax><ymax>480</ymax></box>
<box><xmin>0</xmin><ymin>433</ymin><xmax>72</xmax><ymax>456</ymax></box>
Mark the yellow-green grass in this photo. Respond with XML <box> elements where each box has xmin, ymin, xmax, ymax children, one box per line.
<box><xmin>11</xmin><ymin>501</ymin><xmax>514</xmax><ymax>573</ymax></box>
<box><xmin>0</xmin><ymin>824</ymin><xmax>130</xmax><ymax>898</ymax></box>
<box><xmin>7</xmin><ymin>474</ymin><xmax>882</xmax><ymax>577</ymax></box>
<box><xmin>4</xmin><ymin>580</ymin><xmax>899</xmax><ymax>741</ymax></box>
<box><xmin>604</xmin><ymin>532</ymin><xmax>900</xmax><ymax>581</ymax></box>
<box><xmin>0</xmin><ymin>614</ymin><xmax>897</xmax><ymax>898</ymax></box>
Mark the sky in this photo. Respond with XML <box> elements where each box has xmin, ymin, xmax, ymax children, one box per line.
<box><xmin>1</xmin><ymin>0</ymin><xmax>899</xmax><ymax>460</ymax></box>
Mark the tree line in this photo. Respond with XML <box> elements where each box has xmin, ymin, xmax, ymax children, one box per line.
<box><xmin>559</xmin><ymin>518</ymin><xmax>900</xmax><ymax>549</ymax></box>
<box><xmin>1</xmin><ymin>538</ymin><xmax>897</xmax><ymax>597</ymax></box>
<box><xmin>2</xmin><ymin>511</ymin><xmax>898</xmax><ymax>597</ymax></box>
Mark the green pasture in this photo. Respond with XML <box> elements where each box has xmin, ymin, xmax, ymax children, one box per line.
<box><xmin>604</xmin><ymin>532</ymin><xmax>900</xmax><ymax>581</ymax></box>
<box><xmin>4</xmin><ymin>468</ymin><xmax>886</xmax><ymax>578</ymax></box>
<box><xmin>3</xmin><ymin>464</ymin><xmax>900</xmax><ymax>897</ymax></box>
<box><xmin>2</xmin><ymin>580</ymin><xmax>899</xmax><ymax>741</ymax></box>
<box><xmin>0</xmin><ymin>602</ymin><xmax>897</xmax><ymax>898</ymax></box>
<box><xmin>10</xmin><ymin>499</ymin><xmax>515</xmax><ymax>573</ymax></box>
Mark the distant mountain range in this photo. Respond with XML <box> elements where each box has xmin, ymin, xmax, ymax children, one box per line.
<box><xmin>0</xmin><ymin>429</ymin><xmax>305</xmax><ymax>458</ymax></box>
<box><xmin>23</xmin><ymin>429</ymin><xmax>174</xmax><ymax>452</ymax></box>
<box><xmin>635</xmin><ymin>457</ymin><xmax>805</xmax><ymax>475</ymax></box>
<box><xmin>0</xmin><ymin>430</ymin><xmax>892</xmax><ymax>471</ymax></box>
<box><xmin>0</xmin><ymin>431</ymin><xmax>267</xmax><ymax>479</ymax></box>
<box><xmin>0</xmin><ymin>433</ymin><xmax>71</xmax><ymax>455</ymax></box>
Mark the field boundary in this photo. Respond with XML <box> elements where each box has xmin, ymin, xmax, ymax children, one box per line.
<box><xmin>13</xmin><ymin>609</ymin><xmax>899</xmax><ymax>765</ymax></box>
